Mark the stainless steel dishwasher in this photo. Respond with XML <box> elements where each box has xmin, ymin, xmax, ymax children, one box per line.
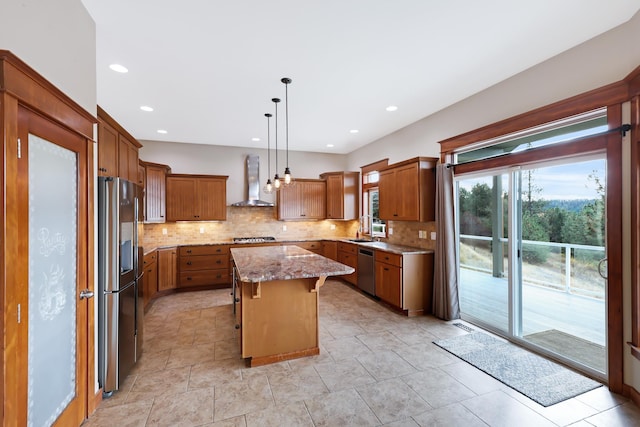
<box><xmin>357</xmin><ymin>248</ymin><xmax>375</xmax><ymax>296</ymax></box>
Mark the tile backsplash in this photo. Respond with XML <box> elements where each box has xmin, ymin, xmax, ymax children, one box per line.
<box><xmin>142</xmin><ymin>206</ymin><xmax>359</xmax><ymax>248</ymax></box>
<box><xmin>142</xmin><ymin>206</ymin><xmax>437</xmax><ymax>251</ymax></box>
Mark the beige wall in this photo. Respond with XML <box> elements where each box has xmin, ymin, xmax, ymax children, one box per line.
<box><xmin>1</xmin><ymin>0</ymin><xmax>97</xmax><ymax>114</ymax></box>
<box><xmin>139</xmin><ymin>140</ymin><xmax>349</xmax><ymax>205</ymax></box>
<box><xmin>346</xmin><ymin>11</ymin><xmax>640</xmax><ymax>169</ymax></box>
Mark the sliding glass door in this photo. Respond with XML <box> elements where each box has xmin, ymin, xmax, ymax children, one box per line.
<box><xmin>456</xmin><ymin>156</ymin><xmax>607</xmax><ymax>378</ymax></box>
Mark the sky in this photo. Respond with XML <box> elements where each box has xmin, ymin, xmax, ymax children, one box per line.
<box><xmin>457</xmin><ymin>158</ymin><xmax>605</xmax><ymax>201</ymax></box>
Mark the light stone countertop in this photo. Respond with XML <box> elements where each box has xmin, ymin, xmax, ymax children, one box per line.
<box><xmin>145</xmin><ymin>238</ymin><xmax>433</xmax><ymax>257</ymax></box>
<box><xmin>231</xmin><ymin>245</ymin><xmax>355</xmax><ymax>283</ymax></box>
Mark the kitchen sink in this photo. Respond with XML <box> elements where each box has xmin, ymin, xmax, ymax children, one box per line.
<box><xmin>348</xmin><ymin>238</ymin><xmax>372</xmax><ymax>243</ymax></box>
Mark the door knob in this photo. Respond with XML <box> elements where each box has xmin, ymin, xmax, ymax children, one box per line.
<box><xmin>79</xmin><ymin>289</ymin><xmax>94</xmax><ymax>300</ymax></box>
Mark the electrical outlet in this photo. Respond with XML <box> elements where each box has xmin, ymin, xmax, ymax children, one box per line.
<box><xmin>162</xmin><ymin>228</ymin><xmax>168</xmax><ymax>235</ymax></box>
<box><xmin>418</xmin><ymin>230</ymin><xmax>424</xmax><ymax>239</ymax></box>
<box><xmin>431</xmin><ymin>232</ymin><xmax>437</xmax><ymax>240</ymax></box>
<box><xmin>199</xmin><ymin>227</ymin><xmax>205</xmax><ymax>234</ymax></box>
<box><xmin>389</xmin><ymin>228</ymin><xmax>393</xmax><ymax>235</ymax></box>
<box><xmin>282</xmin><ymin>225</ymin><xmax>287</xmax><ymax>232</ymax></box>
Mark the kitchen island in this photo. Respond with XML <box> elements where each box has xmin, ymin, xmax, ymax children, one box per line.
<box><xmin>231</xmin><ymin>245</ymin><xmax>354</xmax><ymax>367</ymax></box>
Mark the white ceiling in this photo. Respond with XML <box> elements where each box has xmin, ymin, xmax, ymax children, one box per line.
<box><xmin>81</xmin><ymin>0</ymin><xmax>639</xmax><ymax>154</ymax></box>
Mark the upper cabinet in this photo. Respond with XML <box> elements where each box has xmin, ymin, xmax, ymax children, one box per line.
<box><xmin>97</xmin><ymin>106</ymin><xmax>142</xmax><ymax>181</ymax></box>
<box><xmin>320</xmin><ymin>171</ymin><xmax>359</xmax><ymax>220</ymax></box>
<box><xmin>379</xmin><ymin>157</ymin><xmax>437</xmax><ymax>222</ymax></box>
<box><xmin>277</xmin><ymin>179</ymin><xmax>326</xmax><ymax>220</ymax></box>
<box><xmin>140</xmin><ymin>160</ymin><xmax>171</xmax><ymax>223</ymax></box>
<box><xmin>166</xmin><ymin>174</ymin><xmax>228</xmax><ymax>221</ymax></box>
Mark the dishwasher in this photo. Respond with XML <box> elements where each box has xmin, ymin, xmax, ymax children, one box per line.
<box><xmin>357</xmin><ymin>248</ymin><xmax>375</xmax><ymax>296</ymax></box>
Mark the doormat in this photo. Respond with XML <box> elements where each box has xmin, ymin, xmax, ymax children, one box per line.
<box><xmin>433</xmin><ymin>332</ymin><xmax>602</xmax><ymax>407</ymax></box>
<box><xmin>524</xmin><ymin>329</ymin><xmax>606</xmax><ymax>374</ymax></box>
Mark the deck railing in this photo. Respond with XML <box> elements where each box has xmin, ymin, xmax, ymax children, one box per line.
<box><xmin>460</xmin><ymin>234</ymin><xmax>605</xmax><ymax>298</ymax></box>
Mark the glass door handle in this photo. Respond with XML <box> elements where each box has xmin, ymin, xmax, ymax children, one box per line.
<box><xmin>79</xmin><ymin>289</ymin><xmax>94</xmax><ymax>300</ymax></box>
<box><xmin>597</xmin><ymin>258</ymin><xmax>608</xmax><ymax>280</ymax></box>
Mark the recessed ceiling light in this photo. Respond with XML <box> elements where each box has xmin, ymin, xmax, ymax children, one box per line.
<box><xmin>140</xmin><ymin>106</ymin><xmax>154</xmax><ymax>112</ymax></box>
<box><xmin>251</xmin><ymin>137</ymin><xmax>261</xmax><ymax>142</ymax></box>
<box><xmin>349</xmin><ymin>129</ymin><xmax>359</xmax><ymax>134</ymax></box>
<box><xmin>326</xmin><ymin>144</ymin><xmax>335</xmax><ymax>148</ymax></box>
<box><xmin>386</xmin><ymin>105</ymin><xmax>398</xmax><ymax>112</ymax></box>
<box><xmin>109</xmin><ymin>64</ymin><xmax>128</xmax><ymax>73</ymax></box>
<box><xmin>157</xmin><ymin>129</ymin><xmax>168</xmax><ymax>134</ymax></box>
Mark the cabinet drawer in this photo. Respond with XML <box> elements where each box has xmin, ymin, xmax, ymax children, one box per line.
<box><xmin>180</xmin><ymin>245</ymin><xmax>229</xmax><ymax>256</ymax></box>
<box><xmin>295</xmin><ymin>241</ymin><xmax>322</xmax><ymax>253</ymax></box>
<box><xmin>178</xmin><ymin>269</ymin><xmax>228</xmax><ymax>287</ymax></box>
<box><xmin>375</xmin><ymin>250</ymin><xmax>402</xmax><ymax>267</ymax></box>
<box><xmin>338</xmin><ymin>242</ymin><xmax>358</xmax><ymax>255</ymax></box>
<box><xmin>179</xmin><ymin>254</ymin><xmax>228</xmax><ymax>270</ymax></box>
<box><xmin>143</xmin><ymin>251</ymin><xmax>157</xmax><ymax>266</ymax></box>
<box><xmin>338</xmin><ymin>252</ymin><xmax>357</xmax><ymax>268</ymax></box>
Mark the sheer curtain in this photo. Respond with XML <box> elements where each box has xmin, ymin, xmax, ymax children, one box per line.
<box><xmin>432</xmin><ymin>162</ymin><xmax>460</xmax><ymax>320</ymax></box>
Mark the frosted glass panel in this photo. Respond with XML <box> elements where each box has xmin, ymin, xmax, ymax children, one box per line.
<box><xmin>28</xmin><ymin>134</ymin><xmax>78</xmax><ymax>427</ymax></box>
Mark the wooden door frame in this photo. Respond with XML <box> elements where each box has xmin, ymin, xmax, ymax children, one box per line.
<box><xmin>1</xmin><ymin>51</ymin><xmax>97</xmax><ymax>425</ymax></box>
<box><xmin>439</xmin><ymin>76</ymin><xmax>637</xmax><ymax>394</ymax></box>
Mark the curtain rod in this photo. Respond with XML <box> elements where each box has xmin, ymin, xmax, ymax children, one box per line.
<box><xmin>446</xmin><ymin>123</ymin><xmax>631</xmax><ymax>169</ymax></box>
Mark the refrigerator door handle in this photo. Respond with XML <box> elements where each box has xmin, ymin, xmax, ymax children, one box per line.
<box><xmin>80</xmin><ymin>289</ymin><xmax>94</xmax><ymax>299</ymax></box>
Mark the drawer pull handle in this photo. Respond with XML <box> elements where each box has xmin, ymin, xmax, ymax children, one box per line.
<box><xmin>186</xmin><ymin>261</ymin><xmax>192</xmax><ymax>265</ymax></box>
<box><xmin>235</xmin><ymin>324</ymin><xmax>240</xmax><ymax>329</ymax></box>
<box><xmin>187</xmin><ymin>277</ymin><xmax>192</xmax><ymax>280</ymax></box>
<box><xmin>186</xmin><ymin>250</ymin><xmax>192</xmax><ymax>254</ymax></box>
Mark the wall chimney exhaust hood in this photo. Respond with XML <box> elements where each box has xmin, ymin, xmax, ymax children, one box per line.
<box><xmin>231</xmin><ymin>154</ymin><xmax>275</xmax><ymax>207</ymax></box>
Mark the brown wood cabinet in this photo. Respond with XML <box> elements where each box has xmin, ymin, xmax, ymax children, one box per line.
<box><xmin>320</xmin><ymin>171</ymin><xmax>359</xmax><ymax>220</ymax></box>
<box><xmin>374</xmin><ymin>249</ymin><xmax>434</xmax><ymax>316</ymax></box>
<box><xmin>337</xmin><ymin>242</ymin><xmax>358</xmax><ymax>285</ymax></box>
<box><xmin>143</xmin><ymin>251</ymin><xmax>158</xmax><ymax>310</ymax></box>
<box><xmin>178</xmin><ymin>245</ymin><xmax>230</xmax><ymax>288</ymax></box>
<box><xmin>277</xmin><ymin>179</ymin><xmax>326</xmax><ymax>220</ymax></box>
<box><xmin>158</xmin><ymin>247</ymin><xmax>177</xmax><ymax>291</ymax></box>
<box><xmin>97</xmin><ymin>118</ymin><xmax>118</xmax><ymax>177</ymax></box>
<box><xmin>118</xmin><ymin>135</ymin><xmax>139</xmax><ymax>182</ymax></box>
<box><xmin>166</xmin><ymin>174</ymin><xmax>228</xmax><ymax>221</ymax></box>
<box><xmin>293</xmin><ymin>240</ymin><xmax>323</xmax><ymax>254</ymax></box>
<box><xmin>140</xmin><ymin>161</ymin><xmax>171</xmax><ymax>223</ymax></box>
<box><xmin>322</xmin><ymin>241</ymin><xmax>338</xmax><ymax>260</ymax></box>
<box><xmin>97</xmin><ymin>106</ymin><xmax>142</xmax><ymax>180</ymax></box>
<box><xmin>379</xmin><ymin>157</ymin><xmax>437</xmax><ymax>222</ymax></box>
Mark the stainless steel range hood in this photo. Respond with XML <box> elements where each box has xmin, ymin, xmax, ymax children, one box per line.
<box><xmin>231</xmin><ymin>154</ymin><xmax>274</xmax><ymax>207</ymax></box>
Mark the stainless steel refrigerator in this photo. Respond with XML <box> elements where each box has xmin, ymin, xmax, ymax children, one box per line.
<box><xmin>98</xmin><ymin>177</ymin><xmax>144</xmax><ymax>396</ymax></box>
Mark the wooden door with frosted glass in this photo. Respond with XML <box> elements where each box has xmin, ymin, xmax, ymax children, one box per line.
<box><xmin>4</xmin><ymin>106</ymin><xmax>90</xmax><ymax>427</ymax></box>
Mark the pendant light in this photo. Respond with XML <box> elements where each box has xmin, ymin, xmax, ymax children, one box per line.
<box><xmin>281</xmin><ymin>77</ymin><xmax>293</xmax><ymax>185</ymax></box>
<box><xmin>263</xmin><ymin>112</ymin><xmax>273</xmax><ymax>194</ymax></box>
<box><xmin>272</xmin><ymin>97</ymin><xmax>281</xmax><ymax>190</ymax></box>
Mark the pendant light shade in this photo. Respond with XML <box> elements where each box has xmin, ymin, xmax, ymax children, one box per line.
<box><xmin>263</xmin><ymin>112</ymin><xmax>273</xmax><ymax>194</ymax></box>
<box><xmin>272</xmin><ymin>97</ymin><xmax>281</xmax><ymax>190</ymax></box>
<box><xmin>281</xmin><ymin>77</ymin><xmax>293</xmax><ymax>185</ymax></box>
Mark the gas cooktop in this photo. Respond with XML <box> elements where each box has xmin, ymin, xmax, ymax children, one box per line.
<box><xmin>232</xmin><ymin>236</ymin><xmax>277</xmax><ymax>244</ymax></box>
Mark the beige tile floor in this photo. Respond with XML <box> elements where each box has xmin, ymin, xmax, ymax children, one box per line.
<box><xmin>83</xmin><ymin>280</ymin><xmax>640</xmax><ymax>427</ymax></box>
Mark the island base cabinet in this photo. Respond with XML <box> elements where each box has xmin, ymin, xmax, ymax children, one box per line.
<box><xmin>240</xmin><ymin>278</ymin><xmax>320</xmax><ymax>366</ymax></box>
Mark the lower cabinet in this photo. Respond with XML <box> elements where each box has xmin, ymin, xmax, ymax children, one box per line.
<box><xmin>178</xmin><ymin>245</ymin><xmax>230</xmax><ymax>288</ymax></box>
<box><xmin>143</xmin><ymin>251</ymin><xmax>158</xmax><ymax>310</ymax></box>
<box><xmin>322</xmin><ymin>241</ymin><xmax>338</xmax><ymax>260</ymax></box>
<box><xmin>337</xmin><ymin>242</ymin><xmax>358</xmax><ymax>285</ymax></box>
<box><xmin>293</xmin><ymin>240</ymin><xmax>323</xmax><ymax>254</ymax></box>
<box><xmin>158</xmin><ymin>247</ymin><xmax>177</xmax><ymax>291</ymax></box>
<box><xmin>374</xmin><ymin>249</ymin><xmax>434</xmax><ymax>316</ymax></box>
